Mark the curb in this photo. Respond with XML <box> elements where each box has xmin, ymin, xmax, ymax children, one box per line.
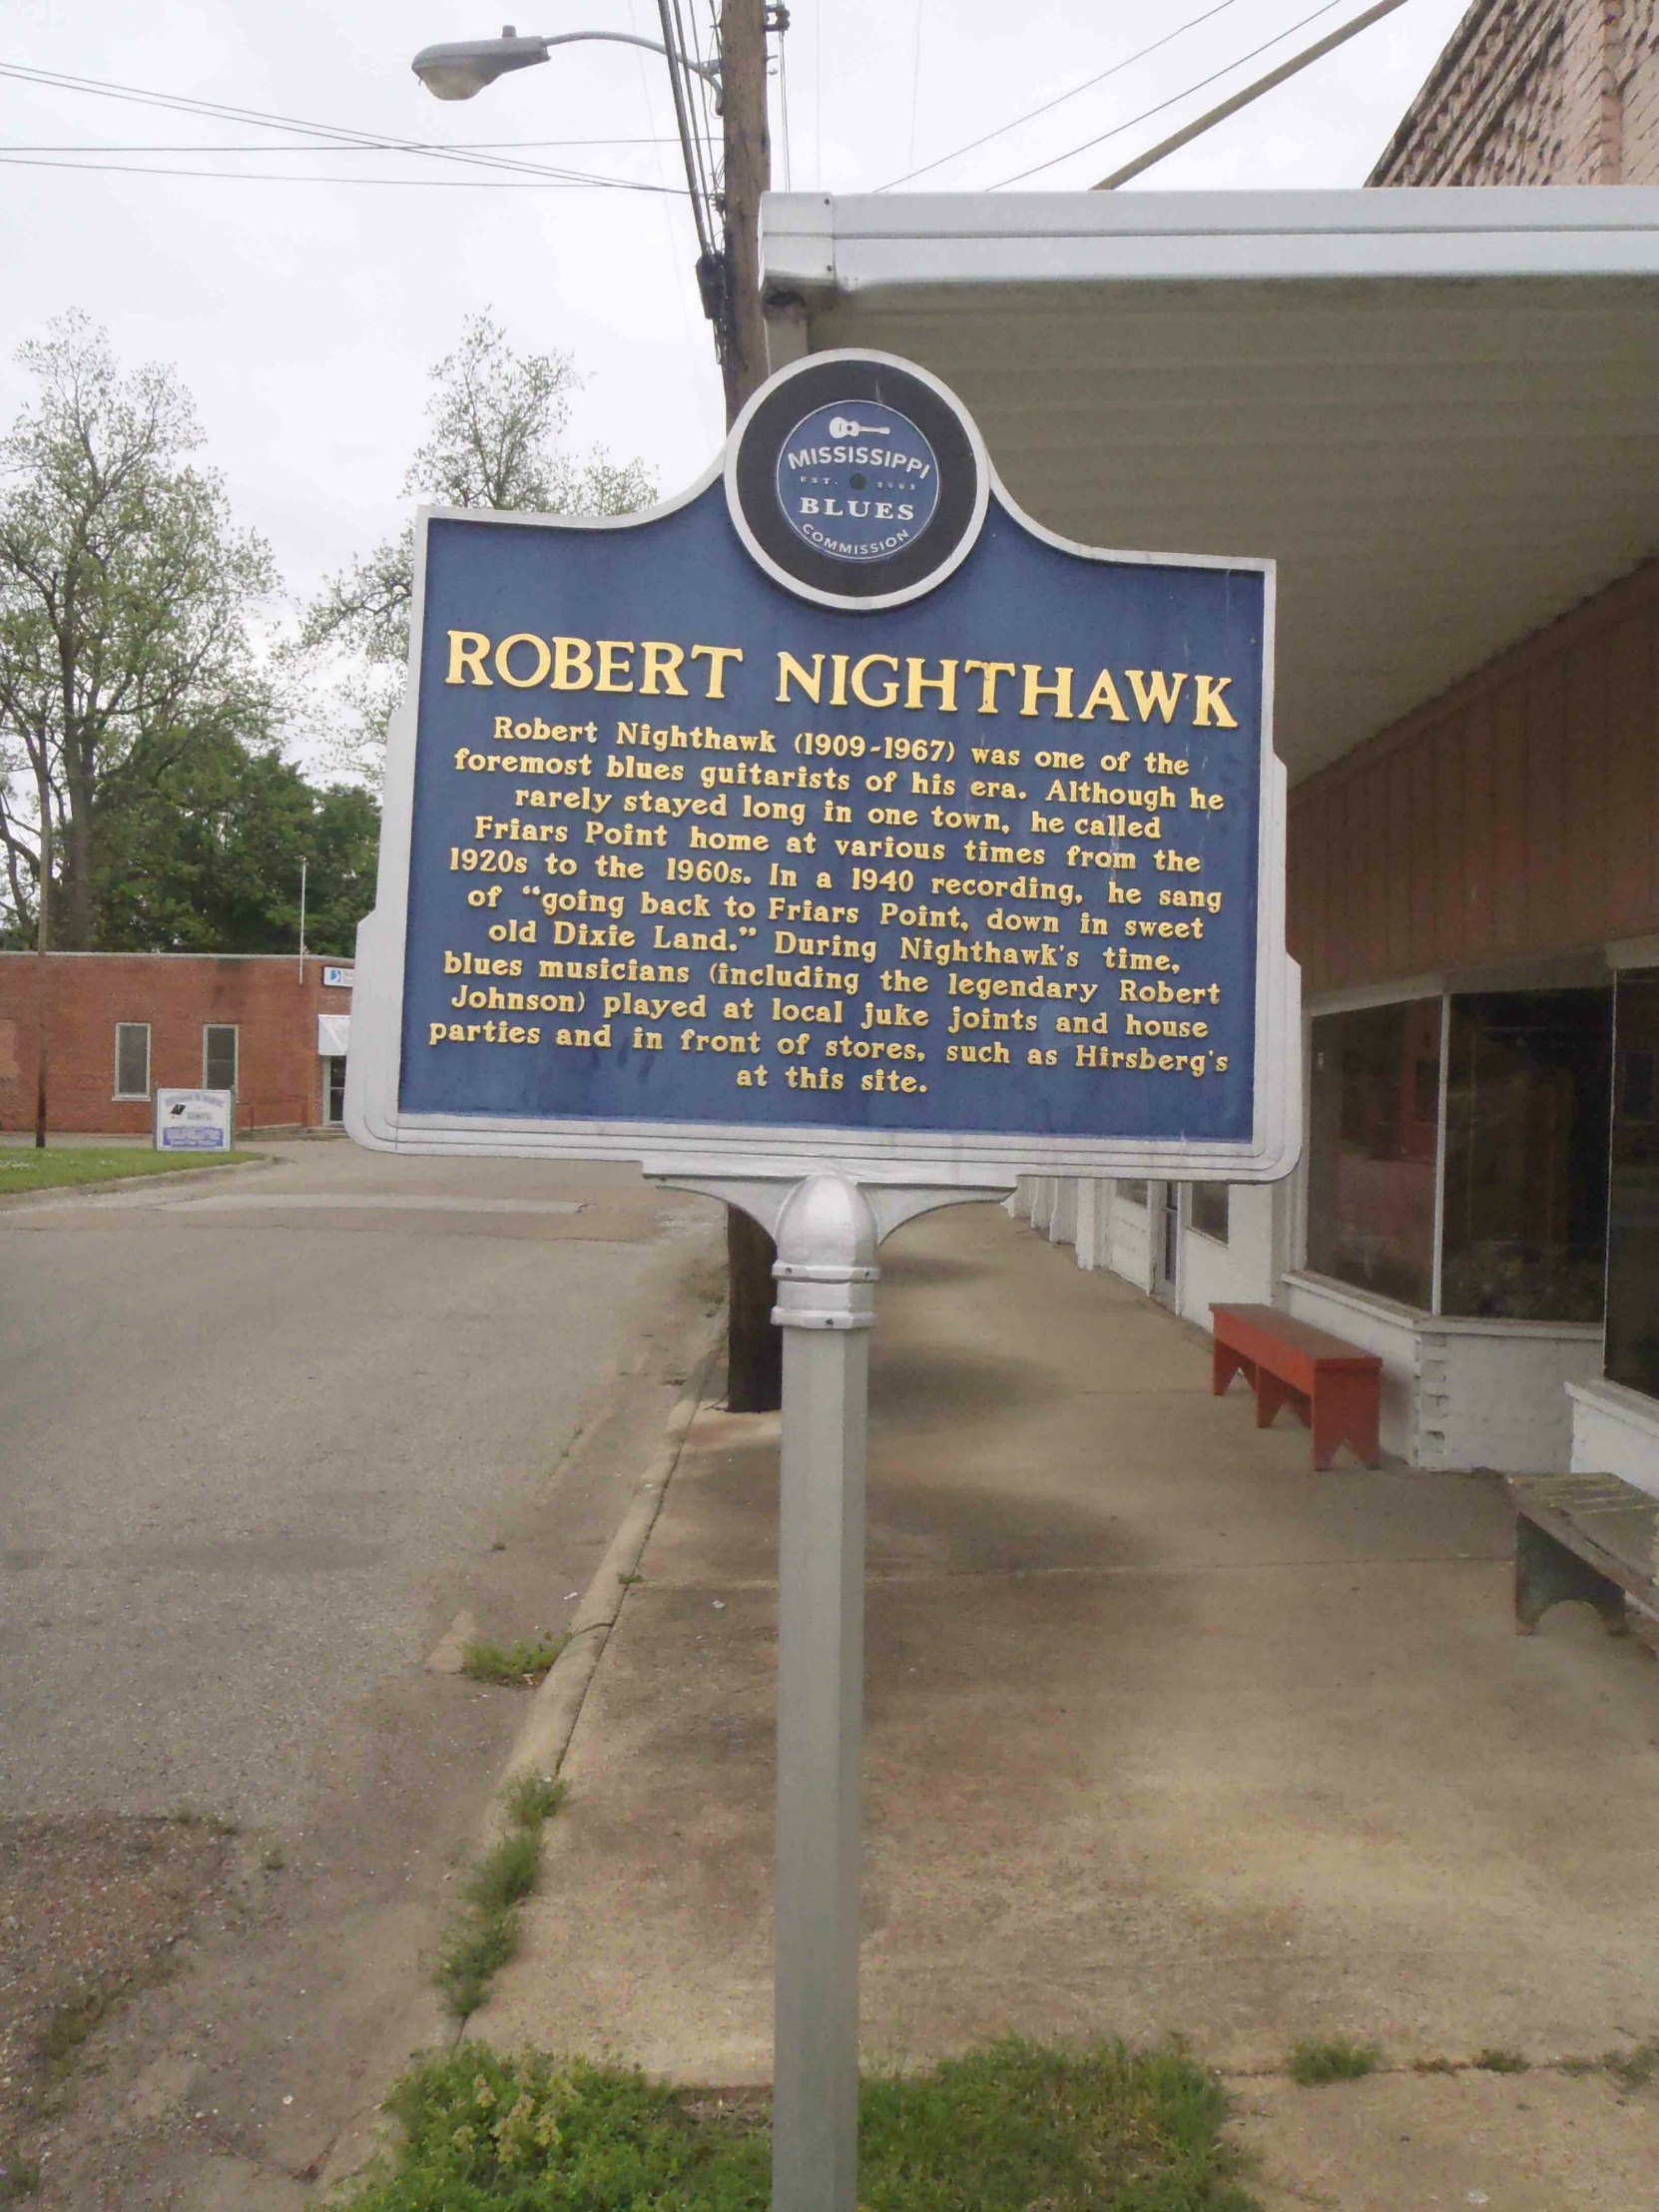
<box><xmin>310</xmin><ymin>1307</ymin><xmax>725</xmax><ymax>2198</ymax></box>
<box><xmin>0</xmin><ymin>1149</ymin><xmax>283</xmax><ymax>1212</ymax></box>
<box><xmin>486</xmin><ymin>1314</ymin><xmax>724</xmax><ymax>1838</ymax></box>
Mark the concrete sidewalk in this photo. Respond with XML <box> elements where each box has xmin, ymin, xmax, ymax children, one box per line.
<box><xmin>478</xmin><ymin>1200</ymin><xmax>1659</xmax><ymax>2199</ymax></box>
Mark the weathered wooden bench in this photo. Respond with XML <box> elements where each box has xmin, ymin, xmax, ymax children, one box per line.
<box><xmin>1505</xmin><ymin>1472</ymin><xmax>1659</xmax><ymax>1636</ymax></box>
<box><xmin>1210</xmin><ymin>1303</ymin><xmax>1382</xmax><ymax>1471</ymax></box>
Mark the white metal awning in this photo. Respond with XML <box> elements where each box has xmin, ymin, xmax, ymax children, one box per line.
<box><xmin>760</xmin><ymin>186</ymin><xmax>1659</xmax><ymax>782</ymax></box>
<box><xmin>317</xmin><ymin>1014</ymin><xmax>350</xmax><ymax>1057</ymax></box>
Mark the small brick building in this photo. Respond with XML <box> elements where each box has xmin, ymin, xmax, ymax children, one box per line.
<box><xmin>0</xmin><ymin>953</ymin><xmax>354</xmax><ymax>1136</ymax></box>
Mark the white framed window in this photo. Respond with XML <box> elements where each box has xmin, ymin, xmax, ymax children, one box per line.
<box><xmin>203</xmin><ymin>1023</ymin><xmax>239</xmax><ymax>1092</ymax></box>
<box><xmin>1189</xmin><ymin>1183</ymin><xmax>1230</xmax><ymax>1244</ymax></box>
<box><xmin>114</xmin><ymin>1022</ymin><xmax>152</xmax><ymax>1100</ymax></box>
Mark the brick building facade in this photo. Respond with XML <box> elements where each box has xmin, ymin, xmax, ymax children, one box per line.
<box><xmin>1372</xmin><ymin>0</ymin><xmax>1659</xmax><ymax>186</ymax></box>
<box><xmin>0</xmin><ymin>954</ymin><xmax>354</xmax><ymax>1136</ymax></box>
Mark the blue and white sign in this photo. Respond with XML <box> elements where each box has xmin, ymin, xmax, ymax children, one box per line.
<box><xmin>776</xmin><ymin>400</ymin><xmax>939</xmax><ymax>564</ymax></box>
<box><xmin>347</xmin><ymin>350</ymin><xmax>1299</xmax><ymax>1189</ymax></box>
<box><xmin>155</xmin><ymin>1088</ymin><xmax>236</xmax><ymax>1153</ymax></box>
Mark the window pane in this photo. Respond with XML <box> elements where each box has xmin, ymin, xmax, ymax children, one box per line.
<box><xmin>1440</xmin><ymin>990</ymin><xmax>1611</xmax><ymax>1323</ymax></box>
<box><xmin>1607</xmin><ymin>971</ymin><xmax>1659</xmax><ymax>1396</ymax></box>
<box><xmin>204</xmin><ymin>1024</ymin><xmax>238</xmax><ymax>1091</ymax></box>
<box><xmin>1190</xmin><ymin>1183</ymin><xmax>1229</xmax><ymax>1242</ymax></box>
<box><xmin>1308</xmin><ymin>1000</ymin><xmax>1439</xmax><ymax>1308</ymax></box>
<box><xmin>115</xmin><ymin>1023</ymin><xmax>150</xmax><ymax>1098</ymax></box>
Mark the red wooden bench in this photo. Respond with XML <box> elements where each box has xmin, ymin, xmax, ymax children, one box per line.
<box><xmin>1210</xmin><ymin>1304</ymin><xmax>1382</xmax><ymax>1470</ymax></box>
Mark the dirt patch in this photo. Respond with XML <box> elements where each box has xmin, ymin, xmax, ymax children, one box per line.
<box><xmin>0</xmin><ymin>1816</ymin><xmax>235</xmax><ymax>2192</ymax></box>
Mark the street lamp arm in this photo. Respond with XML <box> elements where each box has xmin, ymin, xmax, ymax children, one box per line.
<box><xmin>411</xmin><ymin>26</ymin><xmax>721</xmax><ymax>103</ymax></box>
<box><xmin>539</xmin><ymin>30</ymin><xmax>721</xmax><ymax>90</ymax></box>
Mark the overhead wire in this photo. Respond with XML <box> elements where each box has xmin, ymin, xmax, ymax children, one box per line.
<box><xmin>653</xmin><ymin>0</ymin><xmax>719</xmax><ymax>257</ymax></box>
<box><xmin>624</xmin><ymin>0</ymin><xmax>721</xmax><ymax>442</ymax></box>
<box><xmin>778</xmin><ymin>8</ymin><xmax>794</xmax><ymax>189</ymax></box>
<box><xmin>676</xmin><ymin>0</ymin><xmax>722</xmax><ymax>215</ymax></box>
<box><xmin>0</xmin><ymin>152</ymin><xmax>682</xmax><ymax>189</ymax></box>
<box><xmin>905</xmin><ymin>0</ymin><xmax>925</xmax><ymax>177</ymax></box>
<box><xmin>0</xmin><ymin>58</ymin><xmax>667</xmax><ymax>189</ymax></box>
<box><xmin>0</xmin><ymin>137</ymin><xmax>684</xmax><ymax>153</ymax></box>
<box><xmin>874</xmin><ymin>0</ymin><xmax>1246</xmax><ymax>190</ymax></box>
<box><xmin>990</xmin><ymin>0</ymin><xmax>1353</xmax><ymax>188</ymax></box>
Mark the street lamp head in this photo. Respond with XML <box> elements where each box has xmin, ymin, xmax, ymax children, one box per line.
<box><xmin>411</xmin><ymin>26</ymin><xmax>548</xmax><ymax>101</ymax></box>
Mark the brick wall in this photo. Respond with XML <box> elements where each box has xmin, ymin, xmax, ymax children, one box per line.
<box><xmin>0</xmin><ymin>955</ymin><xmax>352</xmax><ymax>1135</ymax></box>
<box><xmin>1371</xmin><ymin>0</ymin><xmax>1659</xmax><ymax>186</ymax></box>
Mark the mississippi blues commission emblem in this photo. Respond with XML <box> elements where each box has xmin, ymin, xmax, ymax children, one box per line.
<box><xmin>725</xmin><ymin>350</ymin><xmax>987</xmax><ymax>610</ymax></box>
<box><xmin>775</xmin><ymin>401</ymin><xmax>940</xmax><ymax>562</ymax></box>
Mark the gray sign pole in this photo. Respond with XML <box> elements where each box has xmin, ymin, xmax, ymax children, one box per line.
<box><xmin>769</xmin><ymin>1174</ymin><xmax>877</xmax><ymax>2212</ymax></box>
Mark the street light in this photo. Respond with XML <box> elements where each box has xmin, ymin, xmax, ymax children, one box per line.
<box><xmin>411</xmin><ymin>23</ymin><xmax>721</xmax><ymax>104</ymax></box>
<box><xmin>411</xmin><ymin>16</ymin><xmax>731</xmax><ymax>357</ymax></box>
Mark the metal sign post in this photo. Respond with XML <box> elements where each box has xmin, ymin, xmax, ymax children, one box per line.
<box><xmin>342</xmin><ymin>345</ymin><xmax>1298</xmax><ymax>2212</ymax></box>
<box><xmin>685</xmin><ymin>1173</ymin><xmax>983</xmax><ymax>2212</ymax></box>
<box><xmin>771</xmin><ymin>1174</ymin><xmax>873</xmax><ymax>2212</ymax></box>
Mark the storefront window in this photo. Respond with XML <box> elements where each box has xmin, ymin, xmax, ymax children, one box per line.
<box><xmin>1307</xmin><ymin>1001</ymin><xmax>1439</xmax><ymax>1307</ymax></box>
<box><xmin>1606</xmin><ymin>970</ymin><xmax>1659</xmax><ymax>1396</ymax></box>
<box><xmin>1190</xmin><ymin>1183</ymin><xmax>1229</xmax><ymax>1242</ymax></box>
<box><xmin>1440</xmin><ymin>991</ymin><xmax>1610</xmax><ymax>1323</ymax></box>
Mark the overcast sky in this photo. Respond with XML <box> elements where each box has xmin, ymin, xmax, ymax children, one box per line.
<box><xmin>3</xmin><ymin>0</ymin><xmax>1472</xmax><ymax>641</ymax></box>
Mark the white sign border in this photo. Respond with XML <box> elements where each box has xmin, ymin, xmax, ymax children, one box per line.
<box><xmin>346</xmin><ymin>388</ymin><xmax>1299</xmax><ymax>1190</ymax></box>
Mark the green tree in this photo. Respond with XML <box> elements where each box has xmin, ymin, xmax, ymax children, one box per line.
<box><xmin>91</xmin><ymin>737</ymin><xmax>379</xmax><ymax>955</ymax></box>
<box><xmin>292</xmin><ymin>312</ymin><xmax>656</xmax><ymax>781</ymax></box>
<box><xmin>0</xmin><ymin>312</ymin><xmax>278</xmax><ymax>947</ymax></box>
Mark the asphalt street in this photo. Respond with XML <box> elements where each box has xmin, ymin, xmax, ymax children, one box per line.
<box><xmin>0</xmin><ymin>1140</ymin><xmax>718</xmax><ymax>1828</ymax></box>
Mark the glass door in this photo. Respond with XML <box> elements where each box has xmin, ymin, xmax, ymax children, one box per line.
<box><xmin>1152</xmin><ymin>1182</ymin><xmax>1179</xmax><ymax>1308</ymax></box>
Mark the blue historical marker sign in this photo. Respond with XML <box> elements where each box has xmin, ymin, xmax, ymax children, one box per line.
<box><xmin>347</xmin><ymin>351</ymin><xmax>1299</xmax><ymax>1187</ymax></box>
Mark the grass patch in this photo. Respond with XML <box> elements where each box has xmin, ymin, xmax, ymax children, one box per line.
<box><xmin>1411</xmin><ymin>2056</ymin><xmax>1457</xmax><ymax>2075</ymax></box>
<box><xmin>501</xmin><ymin>1775</ymin><xmax>567</xmax><ymax>1829</ymax></box>
<box><xmin>0</xmin><ymin>1147</ymin><xmax>258</xmax><ymax>1195</ymax></box>
<box><xmin>432</xmin><ymin>1779</ymin><xmax>571</xmax><ymax>2021</ymax></box>
<box><xmin>38</xmin><ymin>1984</ymin><xmax>121</xmax><ymax>2076</ymax></box>
<box><xmin>1286</xmin><ymin>2037</ymin><xmax>1380</xmax><ymax>2087</ymax></box>
<box><xmin>1604</xmin><ymin>2040</ymin><xmax>1659</xmax><ymax>2092</ymax></box>
<box><xmin>433</xmin><ymin>1914</ymin><xmax>522</xmax><ymax>2023</ymax></box>
<box><xmin>331</xmin><ymin>2036</ymin><xmax>1258</xmax><ymax>2210</ymax></box>
<box><xmin>464</xmin><ymin>1831</ymin><xmax>542</xmax><ymax>1918</ymax></box>
<box><xmin>1470</xmin><ymin>2046</ymin><xmax>1528</xmax><ymax>2074</ymax></box>
<box><xmin>0</xmin><ymin>2158</ymin><xmax>42</xmax><ymax>2202</ymax></box>
<box><xmin>459</xmin><ymin>1634</ymin><xmax>568</xmax><ymax>1686</ymax></box>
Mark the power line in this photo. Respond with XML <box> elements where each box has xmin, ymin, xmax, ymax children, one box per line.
<box><xmin>990</xmin><ymin>0</ymin><xmax>1352</xmax><ymax>188</ymax></box>
<box><xmin>0</xmin><ymin>153</ymin><xmax>682</xmax><ymax>190</ymax></box>
<box><xmin>0</xmin><ymin>137</ymin><xmax>683</xmax><ymax>154</ymax></box>
<box><xmin>778</xmin><ymin>7</ymin><xmax>794</xmax><ymax>189</ymax></box>
<box><xmin>652</xmin><ymin>0</ymin><xmax>719</xmax><ymax>261</ymax></box>
<box><xmin>0</xmin><ymin>59</ymin><xmax>652</xmax><ymax>189</ymax></box>
<box><xmin>906</xmin><ymin>0</ymin><xmax>925</xmax><ymax>177</ymax></box>
<box><xmin>874</xmin><ymin>0</ymin><xmax>1245</xmax><ymax>191</ymax></box>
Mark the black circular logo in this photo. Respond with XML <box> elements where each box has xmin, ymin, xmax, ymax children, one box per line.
<box><xmin>726</xmin><ymin>354</ymin><xmax>985</xmax><ymax>607</ymax></box>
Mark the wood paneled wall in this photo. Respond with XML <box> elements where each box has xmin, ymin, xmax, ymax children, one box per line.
<box><xmin>1289</xmin><ymin>559</ymin><xmax>1659</xmax><ymax>996</ymax></box>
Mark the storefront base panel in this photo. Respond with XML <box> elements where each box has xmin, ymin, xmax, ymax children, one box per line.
<box><xmin>1020</xmin><ymin>1179</ymin><xmax>1608</xmax><ymax>1476</ymax></box>
<box><xmin>1568</xmin><ymin>1378</ymin><xmax>1659</xmax><ymax>1501</ymax></box>
<box><xmin>1174</xmin><ymin>1184</ymin><xmax>1278</xmax><ymax>1326</ymax></box>
<box><xmin>1284</xmin><ymin>1273</ymin><xmax>1601</xmax><ymax>1472</ymax></box>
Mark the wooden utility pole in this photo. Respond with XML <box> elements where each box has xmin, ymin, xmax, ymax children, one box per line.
<box><xmin>717</xmin><ymin>0</ymin><xmax>783</xmax><ymax>1410</ymax></box>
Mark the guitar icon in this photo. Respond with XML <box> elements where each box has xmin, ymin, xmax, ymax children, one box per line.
<box><xmin>827</xmin><ymin>416</ymin><xmax>891</xmax><ymax>441</ymax></box>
